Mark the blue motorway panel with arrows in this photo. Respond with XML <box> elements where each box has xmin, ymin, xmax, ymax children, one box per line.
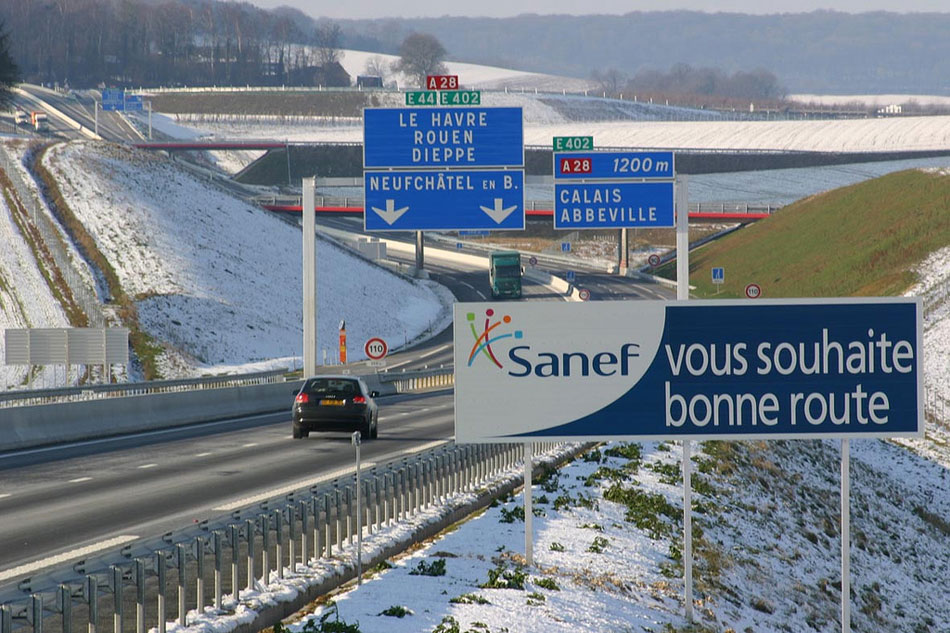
<box><xmin>364</xmin><ymin>170</ymin><xmax>524</xmax><ymax>231</ymax></box>
<box><xmin>364</xmin><ymin>107</ymin><xmax>524</xmax><ymax>169</ymax></box>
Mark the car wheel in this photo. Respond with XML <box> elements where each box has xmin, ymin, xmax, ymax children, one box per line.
<box><xmin>370</xmin><ymin>415</ymin><xmax>379</xmax><ymax>439</ymax></box>
<box><xmin>360</xmin><ymin>417</ymin><xmax>372</xmax><ymax>441</ymax></box>
<box><xmin>292</xmin><ymin>422</ymin><xmax>308</xmax><ymax>439</ymax></box>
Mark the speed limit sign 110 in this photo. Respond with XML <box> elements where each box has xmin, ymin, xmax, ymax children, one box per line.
<box><xmin>364</xmin><ymin>337</ymin><xmax>388</xmax><ymax>360</ymax></box>
<box><xmin>745</xmin><ymin>283</ymin><xmax>762</xmax><ymax>299</ymax></box>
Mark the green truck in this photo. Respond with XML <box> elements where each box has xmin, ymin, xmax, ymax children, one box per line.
<box><xmin>489</xmin><ymin>251</ymin><xmax>523</xmax><ymax>299</ymax></box>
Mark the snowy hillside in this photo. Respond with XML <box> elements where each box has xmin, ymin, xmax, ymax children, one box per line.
<box><xmin>32</xmin><ymin>141</ymin><xmax>448</xmax><ymax>379</ymax></box>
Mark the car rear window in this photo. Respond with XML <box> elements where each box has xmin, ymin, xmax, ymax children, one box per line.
<box><xmin>304</xmin><ymin>379</ymin><xmax>360</xmax><ymax>396</ymax></box>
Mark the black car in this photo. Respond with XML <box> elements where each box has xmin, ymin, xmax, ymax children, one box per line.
<box><xmin>292</xmin><ymin>375</ymin><xmax>379</xmax><ymax>440</ymax></box>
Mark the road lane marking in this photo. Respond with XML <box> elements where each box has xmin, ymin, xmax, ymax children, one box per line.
<box><xmin>0</xmin><ymin>535</ymin><xmax>139</xmax><ymax>583</ymax></box>
<box><xmin>213</xmin><ymin>463</ymin><xmax>378</xmax><ymax>511</ymax></box>
<box><xmin>138</xmin><ymin>463</ymin><xmax>158</xmax><ymax>469</ymax></box>
<box><xmin>0</xmin><ymin>494</ymin><xmax>10</xmax><ymax>499</ymax></box>
<box><xmin>68</xmin><ymin>477</ymin><xmax>92</xmax><ymax>483</ymax></box>
<box><xmin>242</xmin><ymin>443</ymin><xmax>258</xmax><ymax>448</ymax></box>
<box><xmin>195</xmin><ymin>452</ymin><xmax>212</xmax><ymax>457</ymax></box>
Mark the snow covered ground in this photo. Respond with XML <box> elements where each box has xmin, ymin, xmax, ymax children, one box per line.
<box><xmin>161</xmin><ymin>437</ymin><xmax>950</xmax><ymax>633</ymax></box>
<box><xmin>0</xmin><ymin>140</ymin><xmax>450</xmax><ymax>384</ymax></box>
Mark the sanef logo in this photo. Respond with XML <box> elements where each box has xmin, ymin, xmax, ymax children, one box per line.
<box><xmin>466</xmin><ymin>309</ymin><xmax>522</xmax><ymax>368</ymax></box>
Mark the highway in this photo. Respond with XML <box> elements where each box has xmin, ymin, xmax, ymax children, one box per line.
<box><xmin>0</xmin><ymin>91</ymin><xmax>674</xmax><ymax>590</ymax></box>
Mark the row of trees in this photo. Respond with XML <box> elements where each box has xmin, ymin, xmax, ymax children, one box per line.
<box><xmin>592</xmin><ymin>63</ymin><xmax>785</xmax><ymax>104</ymax></box>
<box><xmin>0</xmin><ymin>0</ymin><xmax>354</xmax><ymax>88</ymax></box>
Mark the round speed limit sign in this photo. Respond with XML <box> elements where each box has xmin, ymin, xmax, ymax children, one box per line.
<box><xmin>745</xmin><ymin>283</ymin><xmax>762</xmax><ymax>299</ymax></box>
<box><xmin>578</xmin><ymin>288</ymin><xmax>591</xmax><ymax>301</ymax></box>
<box><xmin>648</xmin><ymin>254</ymin><xmax>661</xmax><ymax>267</ymax></box>
<box><xmin>364</xmin><ymin>337</ymin><xmax>388</xmax><ymax>360</ymax></box>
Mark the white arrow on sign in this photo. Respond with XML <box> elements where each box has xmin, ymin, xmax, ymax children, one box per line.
<box><xmin>371</xmin><ymin>199</ymin><xmax>409</xmax><ymax>225</ymax></box>
<box><xmin>479</xmin><ymin>198</ymin><xmax>518</xmax><ymax>224</ymax></box>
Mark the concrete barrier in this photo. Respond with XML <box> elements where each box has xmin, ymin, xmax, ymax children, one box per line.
<box><xmin>0</xmin><ymin>379</ymin><xmax>304</xmax><ymax>452</ymax></box>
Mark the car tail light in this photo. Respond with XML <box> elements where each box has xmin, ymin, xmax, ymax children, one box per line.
<box><xmin>352</xmin><ymin>395</ymin><xmax>366</xmax><ymax>404</ymax></box>
<box><xmin>295</xmin><ymin>393</ymin><xmax>309</xmax><ymax>404</ymax></box>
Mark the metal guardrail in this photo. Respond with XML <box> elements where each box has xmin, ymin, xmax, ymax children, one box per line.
<box><xmin>0</xmin><ymin>369</ymin><xmax>289</xmax><ymax>409</ymax></box>
<box><xmin>0</xmin><ymin>441</ymin><xmax>570</xmax><ymax>633</ymax></box>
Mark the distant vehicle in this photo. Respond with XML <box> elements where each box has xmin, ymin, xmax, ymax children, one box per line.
<box><xmin>292</xmin><ymin>375</ymin><xmax>379</xmax><ymax>440</ymax></box>
<box><xmin>14</xmin><ymin>110</ymin><xmax>28</xmax><ymax>125</ymax></box>
<box><xmin>31</xmin><ymin>111</ymin><xmax>48</xmax><ymax>132</ymax></box>
<box><xmin>489</xmin><ymin>250</ymin><xmax>523</xmax><ymax>299</ymax></box>
<box><xmin>356</xmin><ymin>75</ymin><xmax>383</xmax><ymax>88</ymax></box>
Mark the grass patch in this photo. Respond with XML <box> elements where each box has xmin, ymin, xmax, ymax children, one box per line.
<box><xmin>408</xmin><ymin>558</ymin><xmax>446</xmax><ymax>577</ymax></box>
<box><xmin>378</xmin><ymin>605</ymin><xmax>412</xmax><ymax>618</ymax></box>
<box><xmin>603</xmin><ymin>483</ymin><xmax>680</xmax><ymax>539</ymax></box>
<box><xmin>655</xmin><ymin>169</ymin><xmax>950</xmax><ymax>298</ymax></box>
<box><xmin>479</xmin><ymin>563</ymin><xmax>526</xmax><ymax>590</ymax></box>
<box><xmin>449</xmin><ymin>593</ymin><xmax>491</xmax><ymax>605</ymax></box>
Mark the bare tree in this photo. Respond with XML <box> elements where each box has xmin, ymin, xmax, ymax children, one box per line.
<box><xmin>392</xmin><ymin>32</ymin><xmax>447</xmax><ymax>87</ymax></box>
<box><xmin>591</xmin><ymin>68</ymin><xmax>626</xmax><ymax>95</ymax></box>
<box><xmin>363</xmin><ymin>55</ymin><xmax>388</xmax><ymax>79</ymax></box>
<box><xmin>0</xmin><ymin>19</ymin><xmax>19</xmax><ymax>106</ymax></box>
<box><xmin>314</xmin><ymin>21</ymin><xmax>342</xmax><ymax>68</ymax></box>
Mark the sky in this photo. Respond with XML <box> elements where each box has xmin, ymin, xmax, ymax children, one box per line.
<box><xmin>255</xmin><ymin>0</ymin><xmax>950</xmax><ymax>20</ymax></box>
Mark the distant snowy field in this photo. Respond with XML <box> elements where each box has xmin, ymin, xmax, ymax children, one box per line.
<box><xmin>34</xmin><ymin>142</ymin><xmax>449</xmax><ymax>378</ymax></box>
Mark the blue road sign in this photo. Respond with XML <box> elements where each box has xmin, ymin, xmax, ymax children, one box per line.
<box><xmin>124</xmin><ymin>95</ymin><xmax>144</xmax><ymax>111</ymax></box>
<box><xmin>566</xmin><ymin>270</ymin><xmax>576</xmax><ymax>282</ymax></box>
<box><xmin>455</xmin><ymin>298</ymin><xmax>923</xmax><ymax>442</ymax></box>
<box><xmin>363</xmin><ymin>107</ymin><xmax>524</xmax><ymax>168</ymax></box>
<box><xmin>554</xmin><ymin>150</ymin><xmax>675</xmax><ymax>180</ymax></box>
<box><xmin>561</xmin><ymin>242</ymin><xmax>571</xmax><ymax>252</ymax></box>
<box><xmin>364</xmin><ymin>170</ymin><xmax>524</xmax><ymax>231</ymax></box>
<box><xmin>554</xmin><ymin>181</ymin><xmax>675</xmax><ymax>229</ymax></box>
<box><xmin>712</xmin><ymin>267</ymin><xmax>725</xmax><ymax>284</ymax></box>
<box><xmin>101</xmin><ymin>88</ymin><xmax>125</xmax><ymax>111</ymax></box>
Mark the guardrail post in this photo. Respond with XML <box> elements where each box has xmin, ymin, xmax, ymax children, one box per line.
<box><xmin>87</xmin><ymin>575</ymin><xmax>98</xmax><ymax>633</ymax></box>
<box><xmin>156</xmin><ymin>552</ymin><xmax>168</xmax><ymax>633</ymax></box>
<box><xmin>135</xmin><ymin>560</ymin><xmax>145</xmax><ymax>633</ymax></box>
<box><xmin>61</xmin><ymin>584</ymin><xmax>72</xmax><ymax>633</ymax></box>
<box><xmin>409</xmin><ymin>464</ymin><xmax>419</xmax><ymax>514</ymax></box>
<box><xmin>31</xmin><ymin>594</ymin><xmax>42</xmax><ymax>633</ymax></box>
<box><xmin>229</xmin><ymin>525</ymin><xmax>239</xmax><ymax>599</ymax></box>
<box><xmin>275</xmin><ymin>509</ymin><xmax>284</xmax><ymax>579</ymax></box>
<box><xmin>213</xmin><ymin>532</ymin><xmax>223</xmax><ymax>611</ymax></box>
<box><xmin>245</xmin><ymin>519</ymin><xmax>255</xmax><ymax>592</ymax></box>
<box><xmin>397</xmin><ymin>468</ymin><xmax>406</xmax><ymax>520</ymax></box>
<box><xmin>111</xmin><ymin>566</ymin><xmax>122</xmax><ymax>633</ymax></box>
<box><xmin>298</xmin><ymin>501</ymin><xmax>308</xmax><ymax>569</ymax></box>
<box><xmin>286</xmin><ymin>507</ymin><xmax>295</xmax><ymax>576</ymax></box>
<box><xmin>374</xmin><ymin>475</ymin><xmax>382</xmax><ymax>531</ymax></box>
<box><xmin>261</xmin><ymin>514</ymin><xmax>270</xmax><ymax>583</ymax></box>
<box><xmin>176</xmin><ymin>545</ymin><xmax>187</xmax><ymax>626</ymax></box>
<box><xmin>193</xmin><ymin>538</ymin><xmax>204</xmax><ymax>616</ymax></box>
<box><xmin>1</xmin><ymin>605</ymin><xmax>12</xmax><ymax>633</ymax></box>
<box><xmin>345</xmin><ymin>486</ymin><xmax>354</xmax><ymax>545</ymax></box>
<box><xmin>333</xmin><ymin>490</ymin><xmax>343</xmax><ymax>553</ymax></box>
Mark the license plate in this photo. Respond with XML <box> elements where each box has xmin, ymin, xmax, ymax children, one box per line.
<box><xmin>320</xmin><ymin>399</ymin><xmax>344</xmax><ymax>406</ymax></box>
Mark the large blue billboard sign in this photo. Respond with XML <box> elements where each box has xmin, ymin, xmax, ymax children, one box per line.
<box><xmin>364</xmin><ymin>107</ymin><xmax>524</xmax><ymax>168</ymax></box>
<box><xmin>554</xmin><ymin>181</ymin><xmax>674</xmax><ymax>229</ymax></box>
<box><xmin>454</xmin><ymin>298</ymin><xmax>923</xmax><ymax>442</ymax></box>
<box><xmin>364</xmin><ymin>170</ymin><xmax>524</xmax><ymax>231</ymax></box>
<box><xmin>101</xmin><ymin>88</ymin><xmax>125</xmax><ymax>111</ymax></box>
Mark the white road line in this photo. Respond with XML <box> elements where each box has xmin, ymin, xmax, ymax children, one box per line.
<box><xmin>195</xmin><ymin>452</ymin><xmax>212</xmax><ymax>457</ymax></box>
<box><xmin>386</xmin><ymin>343</ymin><xmax>452</xmax><ymax>371</ymax></box>
<box><xmin>0</xmin><ymin>535</ymin><xmax>139</xmax><ymax>582</ymax></box>
<box><xmin>213</xmin><ymin>463</ymin><xmax>378</xmax><ymax>511</ymax></box>
<box><xmin>242</xmin><ymin>443</ymin><xmax>258</xmax><ymax>448</ymax></box>
<box><xmin>138</xmin><ymin>463</ymin><xmax>158</xmax><ymax>469</ymax></box>
<box><xmin>68</xmin><ymin>477</ymin><xmax>92</xmax><ymax>483</ymax></box>
<box><xmin>0</xmin><ymin>493</ymin><xmax>10</xmax><ymax>499</ymax></box>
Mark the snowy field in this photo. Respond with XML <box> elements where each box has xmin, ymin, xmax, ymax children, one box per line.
<box><xmin>0</xmin><ymin>140</ymin><xmax>450</xmax><ymax>385</ymax></box>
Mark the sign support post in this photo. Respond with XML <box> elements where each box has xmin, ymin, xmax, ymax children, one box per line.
<box><xmin>842</xmin><ymin>439</ymin><xmax>851</xmax><ymax>633</ymax></box>
<box><xmin>675</xmin><ymin>174</ymin><xmax>694</xmax><ymax>623</ymax></box>
<box><xmin>415</xmin><ymin>231</ymin><xmax>424</xmax><ymax>274</ymax></box>
<box><xmin>302</xmin><ymin>177</ymin><xmax>316</xmax><ymax>376</ymax></box>
<box><xmin>524</xmin><ymin>443</ymin><xmax>533</xmax><ymax>566</ymax></box>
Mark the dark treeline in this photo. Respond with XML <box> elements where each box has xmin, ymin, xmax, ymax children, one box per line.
<box><xmin>626</xmin><ymin>64</ymin><xmax>784</xmax><ymax>101</ymax></box>
<box><xmin>0</xmin><ymin>0</ymin><xmax>349</xmax><ymax>89</ymax></box>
